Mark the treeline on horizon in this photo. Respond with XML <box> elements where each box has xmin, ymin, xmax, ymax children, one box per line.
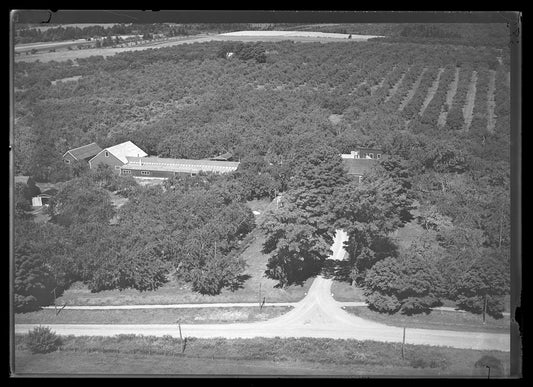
<box><xmin>14</xmin><ymin>22</ymin><xmax>510</xmax><ymax>48</ymax></box>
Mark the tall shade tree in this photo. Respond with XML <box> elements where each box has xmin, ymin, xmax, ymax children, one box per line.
<box><xmin>333</xmin><ymin>175</ymin><xmax>412</xmax><ymax>284</ymax></box>
<box><xmin>14</xmin><ymin>243</ymin><xmax>57</xmax><ymax>312</ymax></box>
<box><xmin>364</xmin><ymin>250</ymin><xmax>444</xmax><ymax>315</ymax></box>
<box><xmin>47</xmin><ymin>178</ymin><xmax>115</xmax><ymax>227</ymax></box>
<box><xmin>455</xmin><ymin>251</ymin><xmax>510</xmax><ymax>320</ymax></box>
<box><xmin>261</xmin><ymin>147</ymin><xmax>349</xmax><ymax>287</ymax></box>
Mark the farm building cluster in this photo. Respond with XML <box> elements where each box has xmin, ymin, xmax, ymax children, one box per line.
<box><xmin>62</xmin><ymin>141</ymin><xmax>381</xmax><ymax>183</ymax></box>
<box><xmin>19</xmin><ymin>143</ymin><xmax>382</xmax><ymax>210</ymax></box>
<box><xmin>62</xmin><ymin>141</ymin><xmax>240</xmax><ymax>179</ymax></box>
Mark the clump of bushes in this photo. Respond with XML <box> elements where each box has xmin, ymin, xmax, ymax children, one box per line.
<box><xmin>473</xmin><ymin>355</ymin><xmax>504</xmax><ymax>377</ymax></box>
<box><xmin>25</xmin><ymin>326</ymin><xmax>62</xmax><ymax>354</ymax></box>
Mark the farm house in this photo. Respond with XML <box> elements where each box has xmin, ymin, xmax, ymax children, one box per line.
<box><xmin>341</xmin><ymin>149</ymin><xmax>382</xmax><ymax>183</ymax></box>
<box><xmin>62</xmin><ymin>142</ymin><xmax>102</xmax><ymax>164</ymax></box>
<box><xmin>341</xmin><ymin>147</ymin><xmax>383</xmax><ymax>160</ymax></box>
<box><xmin>120</xmin><ymin>156</ymin><xmax>240</xmax><ymax>179</ymax></box>
<box><xmin>88</xmin><ymin>141</ymin><xmax>147</xmax><ymax>174</ymax></box>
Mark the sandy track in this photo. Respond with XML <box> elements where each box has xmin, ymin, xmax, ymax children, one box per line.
<box><xmin>15</xmin><ymin>230</ymin><xmax>510</xmax><ymax>352</ymax></box>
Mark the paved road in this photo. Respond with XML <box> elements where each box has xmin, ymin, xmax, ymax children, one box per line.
<box><xmin>15</xmin><ymin>231</ymin><xmax>510</xmax><ymax>352</ymax></box>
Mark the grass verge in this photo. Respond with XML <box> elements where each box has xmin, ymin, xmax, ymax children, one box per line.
<box><xmin>15</xmin><ymin>306</ymin><xmax>292</xmax><ymax>325</ymax></box>
<box><xmin>344</xmin><ymin>307</ymin><xmax>510</xmax><ymax>333</ymax></box>
<box><xmin>331</xmin><ymin>281</ymin><xmax>366</xmax><ymax>302</ymax></box>
<box><xmin>13</xmin><ymin>334</ymin><xmax>510</xmax><ymax>376</ymax></box>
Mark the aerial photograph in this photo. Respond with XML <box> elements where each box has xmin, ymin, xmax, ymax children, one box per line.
<box><xmin>10</xmin><ymin>10</ymin><xmax>520</xmax><ymax>378</ymax></box>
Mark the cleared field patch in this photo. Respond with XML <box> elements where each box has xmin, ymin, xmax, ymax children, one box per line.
<box><xmin>220</xmin><ymin>30</ymin><xmax>382</xmax><ymax>40</ymax></box>
<box><xmin>463</xmin><ymin>70</ymin><xmax>478</xmax><ymax>131</ymax></box>
<box><xmin>487</xmin><ymin>69</ymin><xmax>497</xmax><ymax>133</ymax></box>
<box><xmin>419</xmin><ymin>67</ymin><xmax>445</xmax><ymax>117</ymax></box>
<box><xmin>50</xmin><ymin>75</ymin><xmax>82</xmax><ymax>85</ymax></box>
<box><xmin>14</xmin><ymin>306</ymin><xmax>291</xmax><ymax>325</ymax></box>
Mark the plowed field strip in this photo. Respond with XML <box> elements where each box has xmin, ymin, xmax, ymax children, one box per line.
<box><xmin>420</xmin><ymin>68</ymin><xmax>445</xmax><ymax>116</ymax></box>
<box><xmin>463</xmin><ymin>71</ymin><xmax>478</xmax><ymax>131</ymax></box>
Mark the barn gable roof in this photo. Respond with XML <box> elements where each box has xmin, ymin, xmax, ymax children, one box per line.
<box><xmin>91</xmin><ymin>141</ymin><xmax>147</xmax><ymax>164</ymax></box>
<box><xmin>63</xmin><ymin>142</ymin><xmax>102</xmax><ymax>161</ymax></box>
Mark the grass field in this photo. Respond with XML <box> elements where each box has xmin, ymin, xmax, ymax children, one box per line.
<box><xmin>331</xmin><ymin>281</ymin><xmax>366</xmax><ymax>302</ymax></box>
<box><xmin>13</xmin><ymin>334</ymin><xmax>511</xmax><ymax>376</ymax></box>
<box><xmin>11</xmin><ymin>350</ymin><xmax>452</xmax><ymax>376</ymax></box>
<box><xmin>15</xmin><ymin>306</ymin><xmax>292</xmax><ymax>325</ymax></box>
<box><xmin>345</xmin><ymin>307</ymin><xmax>510</xmax><ymax>333</ymax></box>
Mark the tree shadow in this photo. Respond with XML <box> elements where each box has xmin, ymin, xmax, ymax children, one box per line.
<box><xmin>227</xmin><ymin>274</ymin><xmax>252</xmax><ymax>292</ymax></box>
<box><xmin>321</xmin><ymin>258</ymin><xmax>352</xmax><ymax>282</ymax></box>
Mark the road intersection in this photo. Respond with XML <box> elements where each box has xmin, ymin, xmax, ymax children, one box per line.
<box><xmin>15</xmin><ymin>231</ymin><xmax>510</xmax><ymax>352</ymax></box>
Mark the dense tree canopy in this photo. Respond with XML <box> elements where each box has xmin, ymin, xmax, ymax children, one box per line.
<box><xmin>13</xmin><ymin>30</ymin><xmax>511</xmax><ymax>315</ymax></box>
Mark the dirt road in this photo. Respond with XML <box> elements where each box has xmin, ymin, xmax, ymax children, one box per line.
<box><xmin>15</xmin><ymin>231</ymin><xmax>510</xmax><ymax>351</ymax></box>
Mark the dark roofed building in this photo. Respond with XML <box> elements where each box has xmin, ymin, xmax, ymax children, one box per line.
<box><xmin>63</xmin><ymin>142</ymin><xmax>102</xmax><ymax>164</ymax></box>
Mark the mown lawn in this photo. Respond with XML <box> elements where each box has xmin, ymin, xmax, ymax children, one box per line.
<box><xmin>345</xmin><ymin>307</ymin><xmax>510</xmax><ymax>333</ymax></box>
<box><xmin>331</xmin><ymin>281</ymin><xmax>366</xmax><ymax>302</ymax></box>
<box><xmin>13</xmin><ymin>334</ymin><xmax>511</xmax><ymax>376</ymax></box>
<box><xmin>15</xmin><ymin>306</ymin><xmax>292</xmax><ymax>325</ymax></box>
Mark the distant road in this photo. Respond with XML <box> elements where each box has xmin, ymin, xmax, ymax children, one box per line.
<box><xmin>15</xmin><ymin>231</ymin><xmax>510</xmax><ymax>352</ymax></box>
<box><xmin>14</xmin><ymin>39</ymin><xmax>90</xmax><ymax>51</ymax></box>
<box><xmin>14</xmin><ymin>31</ymin><xmax>380</xmax><ymax>63</ymax></box>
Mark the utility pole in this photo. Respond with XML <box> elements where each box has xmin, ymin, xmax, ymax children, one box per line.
<box><xmin>483</xmin><ymin>294</ymin><xmax>488</xmax><ymax>324</ymax></box>
<box><xmin>401</xmin><ymin>327</ymin><xmax>406</xmax><ymax>360</ymax></box>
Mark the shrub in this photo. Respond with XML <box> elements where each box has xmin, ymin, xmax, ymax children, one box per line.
<box><xmin>409</xmin><ymin>353</ymin><xmax>449</xmax><ymax>369</ymax></box>
<box><xmin>26</xmin><ymin>326</ymin><xmax>62</xmax><ymax>354</ymax></box>
<box><xmin>473</xmin><ymin>355</ymin><xmax>504</xmax><ymax>377</ymax></box>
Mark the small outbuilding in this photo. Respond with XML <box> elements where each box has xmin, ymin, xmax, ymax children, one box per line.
<box><xmin>31</xmin><ymin>188</ymin><xmax>58</xmax><ymax>207</ymax></box>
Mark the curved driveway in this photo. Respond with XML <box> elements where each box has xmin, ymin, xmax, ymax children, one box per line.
<box><xmin>15</xmin><ymin>231</ymin><xmax>510</xmax><ymax>352</ymax></box>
